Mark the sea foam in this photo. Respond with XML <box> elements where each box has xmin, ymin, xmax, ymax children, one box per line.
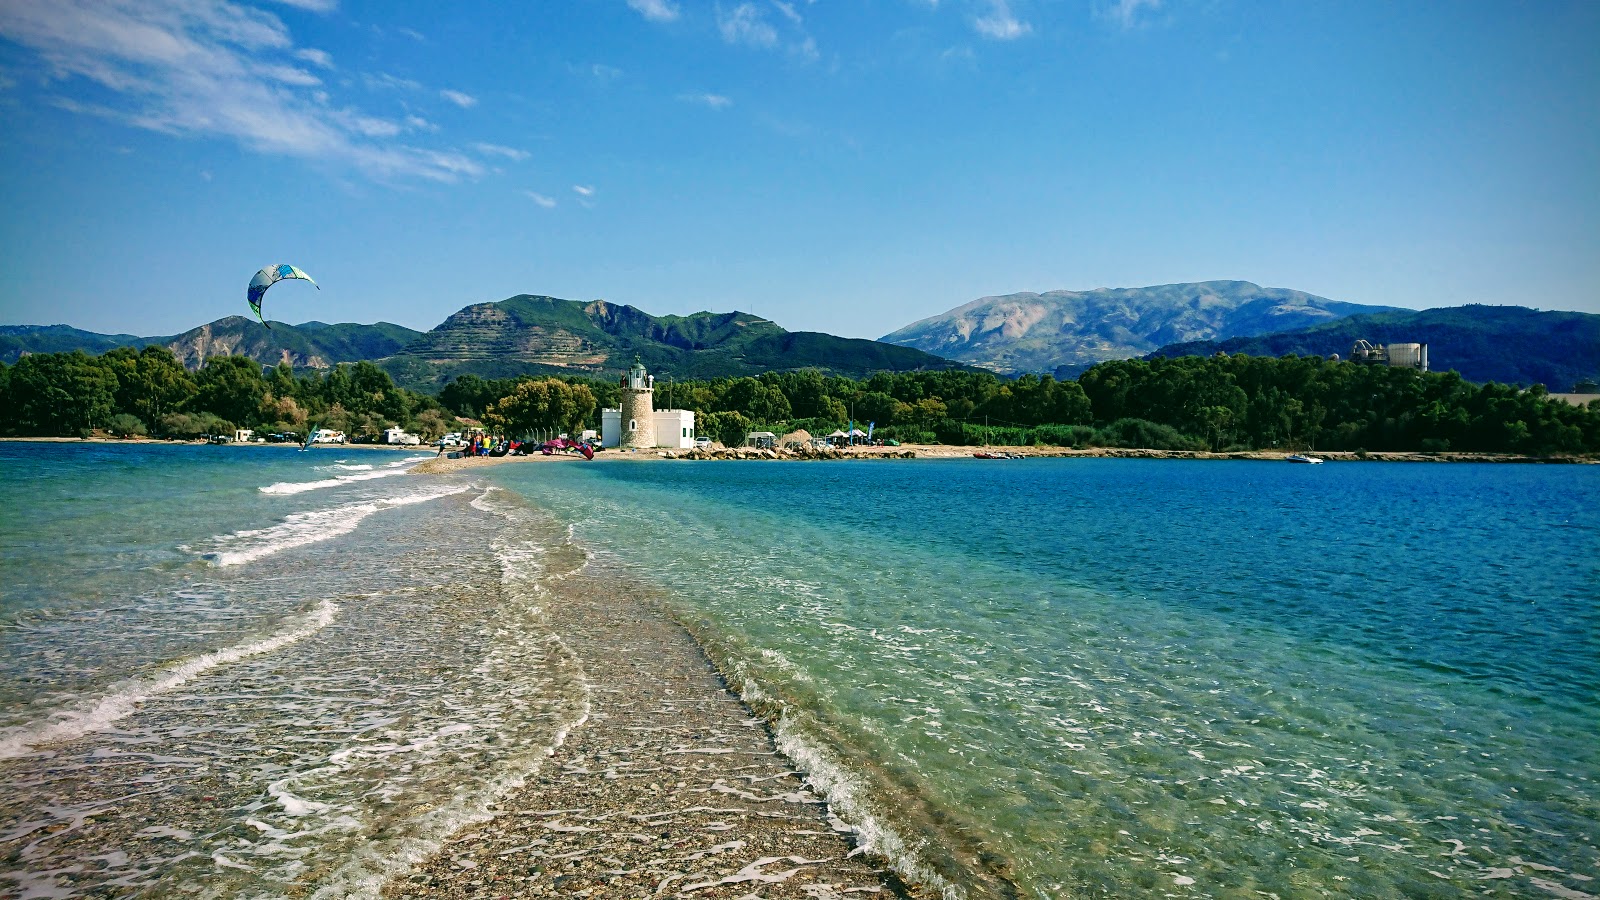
<box><xmin>261</xmin><ymin>455</ymin><xmax>431</xmax><ymax>494</ymax></box>
<box><xmin>205</xmin><ymin>484</ymin><xmax>471</xmax><ymax>566</ymax></box>
<box><xmin>0</xmin><ymin>600</ymin><xmax>339</xmax><ymax>760</ymax></box>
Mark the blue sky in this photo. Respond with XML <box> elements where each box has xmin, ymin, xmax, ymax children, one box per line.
<box><xmin>1</xmin><ymin>1</ymin><xmax>1596</xmax><ymax>339</ymax></box>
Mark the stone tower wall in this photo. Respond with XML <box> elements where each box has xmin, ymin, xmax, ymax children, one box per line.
<box><xmin>618</xmin><ymin>386</ymin><xmax>656</xmax><ymax>448</ymax></box>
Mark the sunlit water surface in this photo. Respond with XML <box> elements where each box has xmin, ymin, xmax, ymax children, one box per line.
<box><xmin>1</xmin><ymin>443</ymin><xmax>1595</xmax><ymax>899</ymax></box>
<box><xmin>485</xmin><ymin>457</ymin><xmax>1599</xmax><ymax>899</ymax></box>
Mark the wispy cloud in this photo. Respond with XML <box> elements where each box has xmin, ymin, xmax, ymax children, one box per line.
<box><xmin>771</xmin><ymin>1</ymin><xmax>803</xmax><ymax>26</ymax></box>
<box><xmin>717</xmin><ymin>1</ymin><xmax>819</xmax><ymax>60</ymax></box>
<box><xmin>1102</xmin><ymin>0</ymin><xmax>1161</xmax><ymax>29</ymax></box>
<box><xmin>974</xmin><ymin>0</ymin><xmax>1030</xmax><ymax>40</ymax></box>
<box><xmin>439</xmin><ymin>88</ymin><xmax>477</xmax><ymax>108</ymax></box>
<box><xmin>678</xmin><ymin>91</ymin><xmax>732</xmax><ymax>109</ymax></box>
<box><xmin>0</xmin><ymin>0</ymin><xmax>483</xmax><ymax>182</ymax></box>
<box><xmin>719</xmin><ymin>4</ymin><xmax>778</xmax><ymax>48</ymax></box>
<box><xmin>267</xmin><ymin>0</ymin><xmax>339</xmax><ymax>11</ymax></box>
<box><xmin>592</xmin><ymin>63</ymin><xmax>623</xmax><ymax>83</ymax></box>
<box><xmin>294</xmin><ymin>47</ymin><xmax>332</xmax><ymax>68</ymax></box>
<box><xmin>364</xmin><ymin>72</ymin><xmax>421</xmax><ymax>92</ymax></box>
<box><xmin>476</xmin><ymin>142</ymin><xmax>530</xmax><ymax>161</ymax></box>
<box><xmin>572</xmin><ymin>184</ymin><xmax>596</xmax><ymax>197</ymax></box>
<box><xmin>522</xmin><ymin>190</ymin><xmax>556</xmax><ymax>208</ymax></box>
<box><xmin>626</xmin><ymin>0</ymin><xmax>679</xmax><ymax>22</ymax></box>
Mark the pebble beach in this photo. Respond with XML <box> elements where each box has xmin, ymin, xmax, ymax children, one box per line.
<box><xmin>384</xmin><ymin>562</ymin><xmax>913</xmax><ymax>900</ymax></box>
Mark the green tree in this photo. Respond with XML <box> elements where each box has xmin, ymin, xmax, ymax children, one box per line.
<box><xmin>106</xmin><ymin>413</ymin><xmax>147</xmax><ymax>437</ymax></box>
<box><xmin>191</xmin><ymin>356</ymin><xmax>267</xmax><ymax>427</ymax></box>
<box><xmin>484</xmin><ymin>379</ymin><xmax>597</xmax><ymax>436</ymax></box>
<box><xmin>104</xmin><ymin>345</ymin><xmax>195</xmax><ymax>424</ymax></box>
<box><xmin>5</xmin><ymin>352</ymin><xmax>117</xmax><ymax>435</ymax></box>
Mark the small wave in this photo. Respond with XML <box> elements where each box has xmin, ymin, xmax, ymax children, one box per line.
<box><xmin>204</xmin><ymin>484</ymin><xmax>471</xmax><ymax>566</ymax></box>
<box><xmin>0</xmin><ymin>600</ymin><xmax>339</xmax><ymax>759</ymax></box>
<box><xmin>318</xmin><ymin>463</ymin><xmax>375</xmax><ymax>472</ymax></box>
<box><xmin>261</xmin><ymin>468</ymin><xmax>408</xmax><ymax>495</ymax></box>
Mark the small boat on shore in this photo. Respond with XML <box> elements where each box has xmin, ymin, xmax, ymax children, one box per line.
<box><xmin>974</xmin><ymin>450</ymin><xmax>1019</xmax><ymax>459</ymax></box>
<box><xmin>1286</xmin><ymin>454</ymin><xmax>1323</xmax><ymax>464</ymax></box>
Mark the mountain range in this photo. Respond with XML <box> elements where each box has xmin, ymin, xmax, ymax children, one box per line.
<box><xmin>379</xmin><ymin>295</ymin><xmax>971</xmax><ymax>390</ymax></box>
<box><xmin>2</xmin><ymin>296</ymin><xmax>972</xmax><ymax>392</ymax></box>
<box><xmin>880</xmin><ymin>281</ymin><xmax>1400</xmax><ymax>377</ymax></box>
<box><xmin>6</xmin><ymin>285</ymin><xmax>1596</xmax><ymax>392</ymax></box>
<box><xmin>1148</xmin><ymin>304</ymin><xmax>1600</xmax><ymax>390</ymax></box>
<box><xmin>0</xmin><ymin>319</ymin><xmax>423</xmax><ymax>370</ymax></box>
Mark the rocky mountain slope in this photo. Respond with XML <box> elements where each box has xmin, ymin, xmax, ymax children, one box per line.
<box><xmin>161</xmin><ymin>318</ymin><xmax>423</xmax><ymax>369</ymax></box>
<box><xmin>380</xmin><ymin>295</ymin><xmax>970</xmax><ymax>390</ymax></box>
<box><xmin>3</xmin><ymin>296</ymin><xmax>971</xmax><ymax>392</ymax></box>
<box><xmin>1148</xmin><ymin>305</ymin><xmax>1600</xmax><ymax>389</ymax></box>
<box><xmin>881</xmin><ymin>281</ymin><xmax>1398</xmax><ymax>376</ymax></box>
<box><xmin>0</xmin><ymin>319</ymin><xmax>423</xmax><ymax>369</ymax></box>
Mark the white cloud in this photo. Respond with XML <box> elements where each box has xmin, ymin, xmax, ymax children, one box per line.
<box><xmin>294</xmin><ymin>47</ymin><xmax>332</xmax><ymax>68</ymax></box>
<box><xmin>259</xmin><ymin>63</ymin><xmax>321</xmax><ymax>86</ymax></box>
<box><xmin>626</xmin><ymin>0</ymin><xmax>679</xmax><ymax>22</ymax></box>
<box><xmin>475</xmin><ymin>142</ymin><xmax>530</xmax><ymax>161</ymax></box>
<box><xmin>439</xmin><ymin>88</ymin><xmax>477</xmax><ymax>108</ymax></box>
<box><xmin>523</xmin><ymin>190</ymin><xmax>556</xmax><ymax>208</ymax></box>
<box><xmin>267</xmin><ymin>0</ymin><xmax>339</xmax><ymax>11</ymax></box>
<box><xmin>0</xmin><ymin>0</ymin><xmax>483</xmax><ymax>182</ymax></box>
<box><xmin>678</xmin><ymin>91</ymin><xmax>732</xmax><ymax>109</ymax></box>
<box><xmin>592</xmin><ymin>63</ymin><xmax>623</xmax><ymax>82</ymax></box>
<box><xmin>405</xmin><ymin>114</ymin><xmax>437</xmax><ymax>132</ymax></box>
<box><xmin>719</xmin><ymin>3</ymin><xmax>778</xmax><ymax>48</ymax></box>
<box><xmin>1103</xmin><ymin>0</ymin><xmax>1161</xmax><ymax>28</ymax></box>
<box><xmin>364</xmin><ymin>72</ymin><xmax>421</xmax><ymax>92</ymax></box>
<box><xmin>974</xmin><ymin>0</ymin><xmax>1030</xmax><ymax>40</ymax></box>
<box><xmin>334</xmin><ymin>109</ymin><xmax>402</xmax><ymax>137</ymax></box>
<box><xmin>771</xmin><ymin>1</ymin><xmax>803</xmax><ymax>25</ymax></box>
<box><xmin>572</xmin><ymin>184</ymin><xmax>595</xmax><ymax>197</ymax></box>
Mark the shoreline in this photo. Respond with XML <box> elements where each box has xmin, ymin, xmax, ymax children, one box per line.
<box><xmin>6</xmin><ymin>436</ymin><xmax>1590</xmax><ymax>465</ymax></box>
<box><xmin>382</xmin><ymin>502</ymin><xmax>930</xmax><ymax>899</ymax></box>
<box><xmin>407</xmin><ymin>444</ymin><xmax>1597</xmax><ymax>475</ymax></box>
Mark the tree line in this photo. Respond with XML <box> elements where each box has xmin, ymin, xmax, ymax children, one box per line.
<box><xmin>1</xmin><ymin>347</ymin><xmax>1596</xmax><ymax>455</ymax></box>
<box><xmin>0</xmin><ymin>347</ymin><xmax>452</xmax><ymax>441</ymax></box>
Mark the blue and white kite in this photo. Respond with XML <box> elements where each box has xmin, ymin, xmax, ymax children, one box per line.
<box><xmin>247</xmin><ymin>264</ymin><xmax>319</xmax><ymax>328</ymax></box>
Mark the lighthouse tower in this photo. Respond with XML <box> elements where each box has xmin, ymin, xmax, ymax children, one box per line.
<box><xmin>617</xmin><ymin>357</ymin><xmax>656</xmax><ymax>449</ymax></box>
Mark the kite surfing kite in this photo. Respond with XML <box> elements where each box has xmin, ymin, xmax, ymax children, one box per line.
<box><xmin>247</xmin><ymin>264</ymin><xmax>318</xmax><ymax>328</ymax></box>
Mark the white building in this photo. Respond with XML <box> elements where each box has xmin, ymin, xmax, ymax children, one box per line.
<box><xmin>653</xmin><ymin>409</ymin><xmax>696</xmax><ymax>449</ymax></box>
<box><xmin>599</xmin><ymin>359</ymin><xmax>696</xmax><ymax>449</ymax></box>
<box><xmin>601</xmin><ymin>407</ymin><xmax>697</xmax><ymax>449</ymax></box>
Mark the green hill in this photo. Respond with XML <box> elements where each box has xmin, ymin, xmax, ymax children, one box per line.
<box><xmin>1</xmin><ymin>297</ymin><xmax>969</xmax><ymax>393</ymax></box>
<box><xmin>0</xmin><ymin>325</ymin><xmax>148</xmax><ymax>362</ymax></box>
<box><xmin>1148</xmin><ymin>305</ymin><xmax>1600</xmax><ymax>389</ymax></box>
<box><xmin>381</xmin><ymin>295</ymin><xmax>971</xmax><ymax>390</ymax></box>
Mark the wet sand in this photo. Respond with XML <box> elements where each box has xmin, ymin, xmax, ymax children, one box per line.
<box><xmin>383</xmin><ymin>556</ymin><xmax>916</xmax><ymax>900</ymax></box>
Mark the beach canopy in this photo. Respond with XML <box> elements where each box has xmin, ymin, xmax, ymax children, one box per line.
<box><xmin>827</xmin><ymin>429</ymin><xmax>848</xmax><ymax>438</ymax></box>
<box><xmin>247</xmin><ymin>264</ymin><xmax>319</xmax><ymax>329</ymax></box>
<box><xmin>847</xmin><ymin>428</ymin><xmax>868</xmax><ymax>437</ymax></box>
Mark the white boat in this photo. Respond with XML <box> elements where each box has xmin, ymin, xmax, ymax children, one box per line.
<box><xmin>1285</xmin><ymin>454</ymin><xmax>1323</xmax><ymax>464</ymax></box>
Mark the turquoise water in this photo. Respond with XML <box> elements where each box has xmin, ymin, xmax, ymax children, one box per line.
<box><xmin>0</xmin><ymin>442</ymin><xmax>589</xmax><ymax>899</ymax></box>
<box><xmin>483</xmin><ymin>458</ymin><xmax>1600</xmax><ymax>898</ymax></box>
<box><xmin>1</xmin><ymin>443</ymin><xmax>1596</xmax><ymax>899</ymax></box>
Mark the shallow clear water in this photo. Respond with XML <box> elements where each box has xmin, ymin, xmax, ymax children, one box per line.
<box><xmin>483</xmin><ymin>457</ymin><xmax>1600</xmax><ymax>899</ymax></box>
<box><xmin>2</xmin><ymin>444</ymin><xmax>1596</xmax><ymax>899</ymax></box>
<box><xmin>0</xmin><ymin>442</ymin><xmax>588</xmax><ymax>899</ymax></box>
